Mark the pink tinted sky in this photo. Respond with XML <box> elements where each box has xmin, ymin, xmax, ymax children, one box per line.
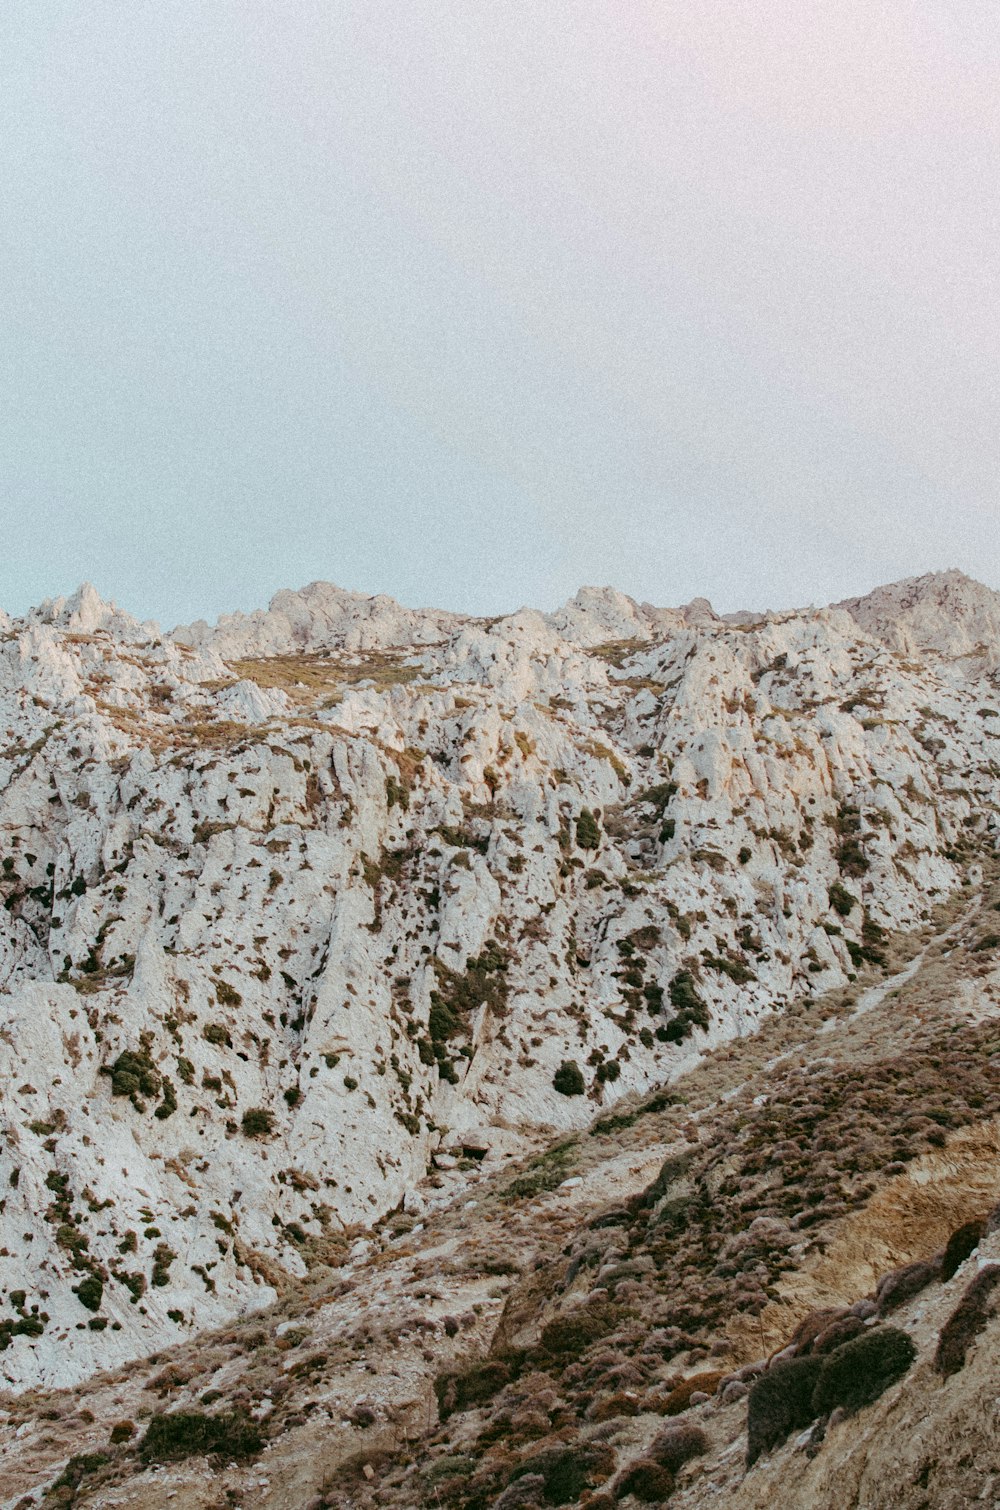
<box><xmin>1</xmin><ymin>1</ymin><xmax>997</xmax><ymax>622</ymax></box>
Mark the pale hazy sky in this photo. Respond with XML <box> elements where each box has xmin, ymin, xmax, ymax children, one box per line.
<box><xmin>2</xmin><ymin>1</ymin><xmax>998</xmax><ymax>625</ymax></box>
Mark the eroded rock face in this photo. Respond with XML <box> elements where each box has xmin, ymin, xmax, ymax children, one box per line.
<box><xmin>0</xmin><ymin>570</ymin><xmax>997</xmax><ymax>1389</ymax></box>
<box><xmin>837</xmin><ymin>568</ymin><xmax>1000</xmax><ymax>661</ymax></box>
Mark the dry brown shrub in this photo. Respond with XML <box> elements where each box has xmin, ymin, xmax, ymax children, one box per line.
<box><xmin>648</xmin><ymin>1421</ymin><xmax>709</xmax><ymax>1472</ymax></box>
<box><xmin>615</xmin><ymin>1460</ymin><xmax>675</xmax><ymax>1502</ymax></box>
<box><xmin>660</xmin><ymin>1370</ymin><xmax>724</xmax><ymax>1416</ymax></box>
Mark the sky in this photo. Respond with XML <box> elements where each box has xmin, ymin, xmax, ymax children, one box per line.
<box><xmin>1</xmin><ymin>1</ymin><xmax>998</xmax><ymax>628</ymax></box>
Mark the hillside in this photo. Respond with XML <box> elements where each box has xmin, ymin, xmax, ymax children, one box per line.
<box><xmin>0</xmin><ymin>863</ymin><xmax>998</xmax><ymax>1508</ymax></box>
<box><xmin>0</xmin><ymin>569</ymin><xmax>998</xmax><ymax>1507</ymax></box>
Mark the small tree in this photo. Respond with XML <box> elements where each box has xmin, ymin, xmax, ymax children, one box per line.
<box><xmin>553</xmin><ymin>1060</ymin><xmax>585</xmax><ymax>1096</ymax></box>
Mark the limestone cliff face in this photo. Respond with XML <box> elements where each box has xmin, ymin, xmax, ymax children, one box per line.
<box><xmin>837</xmin><ymin>568</ymin><xmax>1000</xmax><ymax>660</ymax></box>
<box><xmin>0</xmin><ymin>570</ymin><xmax>997</xmax><ymax>1391</ymax></box>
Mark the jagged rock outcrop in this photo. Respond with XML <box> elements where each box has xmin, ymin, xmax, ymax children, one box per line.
<box><xmin>837</xmin><ymin>568</ymin><xmax>1000</xmax><ymax>661</ymax></box>
<box><xmin>0</xmin><ymin>569</ymin><xmax>997</xmax><ymax>1392</ymax></box>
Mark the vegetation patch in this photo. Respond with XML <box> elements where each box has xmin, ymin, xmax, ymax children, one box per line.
<box><xmin>512</xmin><ymin>1442</ymin><xmax>615</xmax><ymax>1505</ymax></box>
<box><xmin>811</xmin><ymin>1326</ymin><xmax>916</xmax><ymax>1414</ymax></box>
<box><xmin>100</xmin><ymin>1048</ymin><xmax>161</xmax><ymax>1112</ymax></box>
<box><xmin>435</xmin><ymin>1356</ymin><xmax>523</xmax><ymax>1422</ymax></box>
<box><xmin>648</xmin><ymin>1421</ymin><xmax>708</xmax><ymax>1473</ymax></box>
<box><xmin>575</xmin><ymin>808</ymin><xmax>601</xmax><ymax>850</ymax></box>
<box><xmin>616</xmin><ymin>1460</ymin><xmax>676</xmax><ymax>1502</ymax></box>
<box><xmin>941</xmin><ymin>1217</ymin><xmax>987</xmax><ymax>1281</ymax></box>
<box><xmin>428</xmin><ymin>941</ymin><xmax>509</xmax><ymax>1080</ymax></box>
<box><xmin>553</xmin><ymin>1060</ymin><xmax>585</xmax><ymax>1096</ymax></box>
<box><xmin>241</xmin><ymin>1107</ymin><xmax>276</xmax><ymax>1138</ymax></box>
<box><xmin>47</xmin><ymin>1452</ymin><xmax>111</xmax><ymax>1503</ymax></box>
<box><xmin>935</xmin><ymin>1264</ymin><xmax>1000</xmax><ymax>1377</ymax></box>
<box><xmin>747</xmin><ymin>1355</ymin><xmax>823</xmax><ymax>1465</ymax></box>
<box><xmin>139</xmin><ymin>1409</ymin><xmax>263</xmax><ymax>1463</ymax></box>
<box><xmin>828</xmin><ymin>881</ymin><xmax>858</xmax><ymax>916</ymax></box>
<box><xmin>503</xmin><ymin>1140</ymin><xmax>578</xmax><ymax>1200</ymax></box>
<box><xmin>662</xmin><ymin>970</ymin><xmax>709</xmax><ymax>1042</ymax></box>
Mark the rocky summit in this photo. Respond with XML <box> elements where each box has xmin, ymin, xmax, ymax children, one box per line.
<box><xmin>0</xmin><ymin>569</ymin><xmax>999</xmax><ymax>1508</ymax></box>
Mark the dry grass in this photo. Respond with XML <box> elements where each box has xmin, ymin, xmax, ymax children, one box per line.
<box><xmin>230</xmin><ymin>649</ymin><xmax>421</xmax><ymax>707</ymax></box>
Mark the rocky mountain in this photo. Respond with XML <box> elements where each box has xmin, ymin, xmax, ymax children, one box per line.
<box><xmin>834</xmin><ymin>569</ymin><xmax>1000</xmax><ymax>661</ymax></box>
<box><xmin>0</xmin><ymin>568</ymin><xmax>998</xmax><ymax>1508</ymax></box>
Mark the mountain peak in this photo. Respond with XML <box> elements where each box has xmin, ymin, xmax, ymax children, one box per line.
<box><xmin>29</xmin><ymin>582</ymin><xmax>154</xmax><ymax>641</ymax></box>
<box><xmin>836</xmin><ymin>569</ymin><xmax>1000</xmax><ymax>657</ymax></box>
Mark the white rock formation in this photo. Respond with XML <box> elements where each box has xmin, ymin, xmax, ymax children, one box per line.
<box><xmin>0</xmin><ymin>569</ymin><xmax>996</xmax><ymax>1389</ymax></box>
<box><xmin>837</xmin><ymin>568</ymin><xmax>1000</xmax><ymax>660</ymax></box>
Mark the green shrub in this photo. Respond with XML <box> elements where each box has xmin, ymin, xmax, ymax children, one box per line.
<box><xmin>515</xmin><ymin>1442</ymin><xmax>616</xmax><ymax>1505</ymax></box>
<box><xmin>435</xmin><ymin>824</ymin><xmax>489</xmax><ymax>854</ymax></box>
<box><xmin>634</xmin><ymin>781</ymin><xmax>676</xmax><ymax>815</ymax></box>
<box><xmin>154</xmin><ymin>1077</ymin><xmax>177</xmax><ymax>1120</ymax></box>
<box><xmin>553</xmin><ymin>1060</ymin><xmax>585</xmax><ymax>1097</ymax></box>
<box><xmin>151</xmin><ymin>1243</ymin><xmax>177</xmax><ymax>1288</ymax></box>
<box><xmin>428</xmin><ymin>996</ymin><xmax>460</xmax><ymax>1044</ymax></box>
<box><xmin>703</xmin><ymin>952</ymin><xmax>755</xmax><ymax>985</ymax></box>
<box><xmin>812</xmin><ymin>1326</ymin><xmax>916</xmax><ymax>1414</ymax></box>
<box><xmin>139</xmin><ymin>1409</ymin><xmax>262</xmax><ymax>1462</ymax></box>
<box><xmin>75</xmin><ymin>1275</ymin><xmax>103</xmax><ymax>1312</ymax></box>
<box><xmin>428</xmin><ymin>942</ymin><xmax>509</xmax><ymax>1077</ymax></box>
<box><xmin>385</xmin><ymin>773</ymin><xmax>409</xmax><ymax>811</ymax></box>
<box><xmin>836</xmin><ymin>837</ymin><xmax>869</xmax><ymax>877</ymax></box>
<box><xmin>935</xmin><ymin>1264</ymin><xmax>1000</xmax><ymax>1377</ymax></box>
<box><xmin>0</xmin><ymin>1312</ymin><xmax>45</xmax><ymax>1350</ymax></box>
<box><xmin>575</xmin><ymin>808</ymin><xmax>601</xmax><ymax>850</ymax></box>
<box><xmin>504</xmin><ymin>1140</ymin><xmax>577</xmax><ymax>1199</ymax></box>
<box><xmin>941</xmin><ymin>1219</ymin><xmax>986</xmax><ymax>1282</ymax></box>
<box><xmin>747</xmin><ymin>1356</ymin><xmax>823</xmax><ymax>1465</ymax></box>
<box><xmin>241</xmin><ymin>1107</ymin><xmax>275</xmax><ymax>1138</ymax></box>
<box><xmin>828</xmin><ymin>881</ymin><xmax>857</xmax><ymax>916</ymax></box>
<box><xmin>101</xmin><ymin>1049</ymin><xmax>160</xmax><ymax>1110</ymax></box>
<box><xmin>49</xmin><ymin>1453</ymin><xmax>110</xmax><ymax>1498</ymax></box>
<box><xmin>118</xmin><ymin>1270</ymin><xmax>146</xmax><ymax>1302</ymax></box>
<box><xmin>662</xmin><ymin>970</ymin><xmax>709</xmax><ymax>1042</ymax></box>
